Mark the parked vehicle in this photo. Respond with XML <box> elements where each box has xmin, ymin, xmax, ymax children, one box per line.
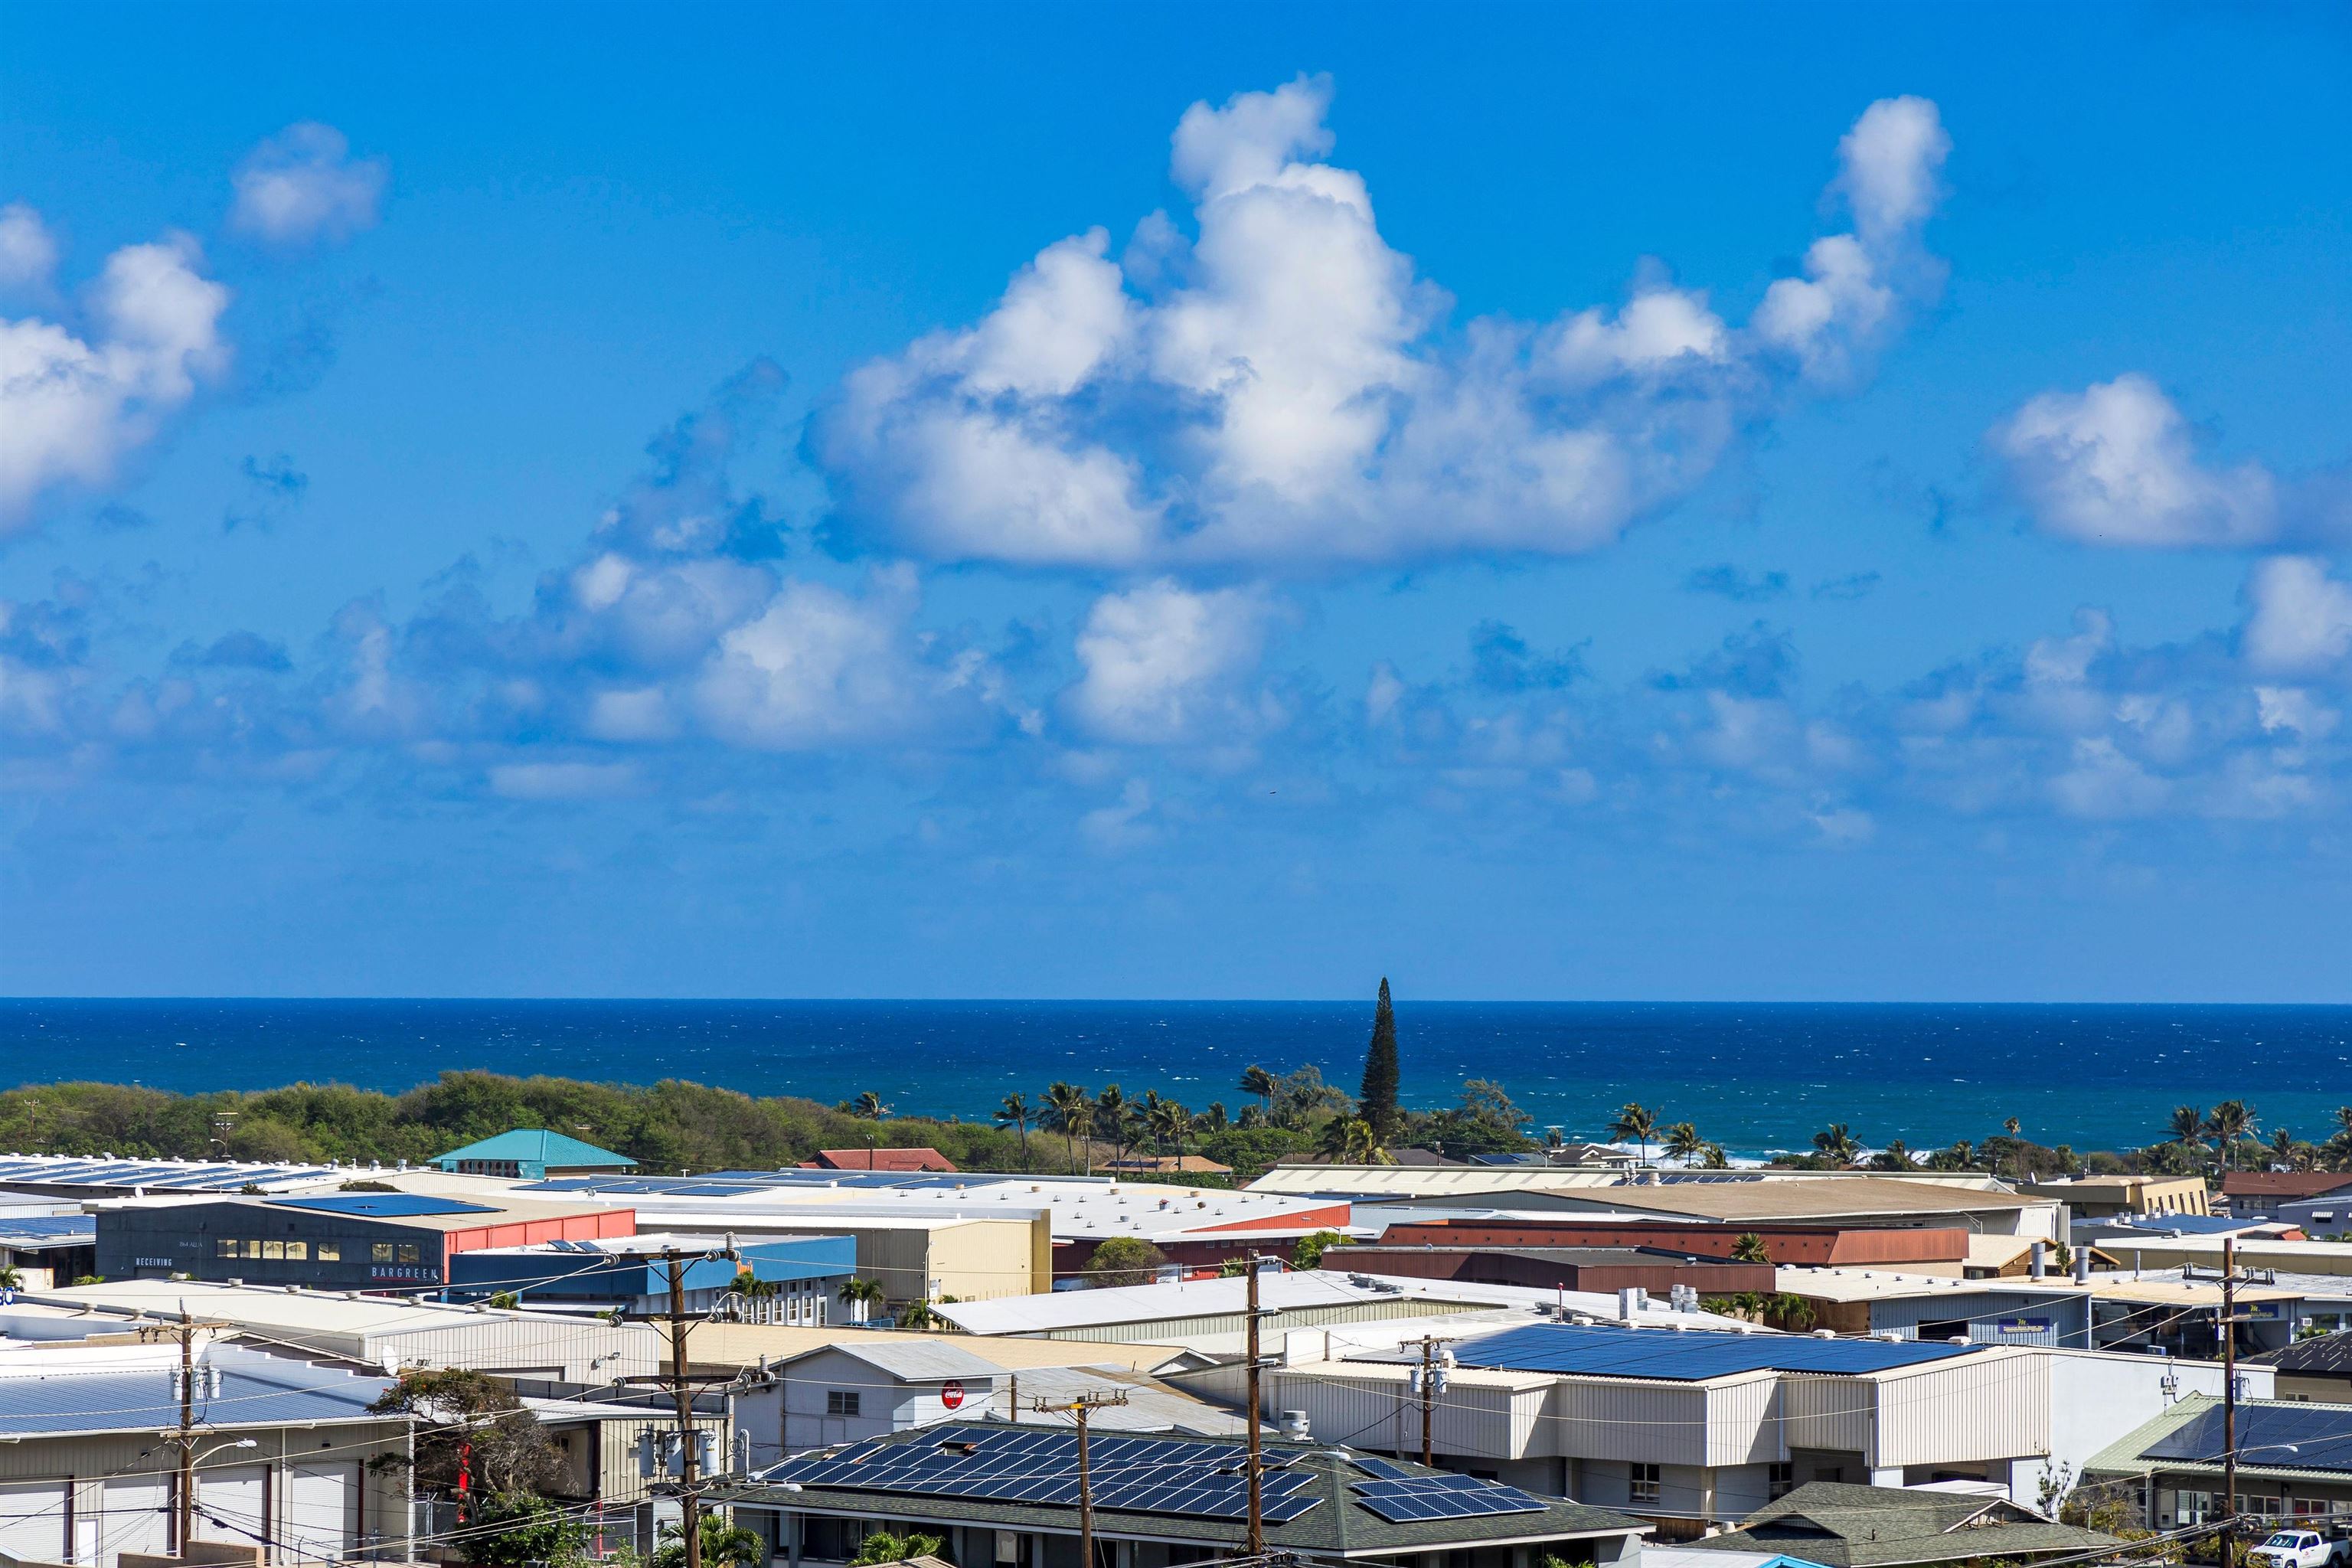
<box><xmin>2248</xmin><ymin>1530</ymin><xmax>2352</xmax><ymax>1568</ymax></box>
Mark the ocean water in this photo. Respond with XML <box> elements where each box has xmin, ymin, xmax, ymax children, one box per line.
<box><xmin>2</xmin><ymin>999</ymin><xmax>2347</xmax><ymax>1157</ymax></box>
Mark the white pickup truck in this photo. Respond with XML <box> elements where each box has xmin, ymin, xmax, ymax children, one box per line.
<box><xmin>2249</xmin><ymin>1530</ymin><xmax>2352</xmax><ymax>1568</ymax></box>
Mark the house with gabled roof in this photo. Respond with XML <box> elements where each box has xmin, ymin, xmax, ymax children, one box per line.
<box><xmin>430</xmin><ymin>1127</ymin><xmax>638</xmax><ymax>1179</ymax></box>
<box><xmin>1688</xmin><ymin>1483</ymin><xmax>2121</xmax><ymax>1567</ymax></box>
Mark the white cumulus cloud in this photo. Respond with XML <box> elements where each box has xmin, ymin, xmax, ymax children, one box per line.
<box><xmin>1993</xmin><ymin>374</ymin><xmax>2279</xmax><ymax>548</ymax></box>
<box><xmin>2241</xmin><ymin>555</ymin><xmax>2352</xmax><ymax>675</ymax></box>
<box><xmin>817</xmin><ymin>79</ymin><xmax>1952</xmax><ymax>570</ymax></box>
<box><xmin>230</xmin><ymin>122</ymin><xmax>388</xmax><ymax>246</ymax></box>
<box><xmin>1069</xmin><ymin>580</ymin><xmax>1275</xmax><ymax>743</ymax></box>
<box><xmin>0</xmin><ymin>233</ymin><xmax>231</xmax><ymax>527</ymax></box>
<box><xmin>0</xmin><ymin>203</ymin><xmax>59</xmax><ymax>292</ymax></box>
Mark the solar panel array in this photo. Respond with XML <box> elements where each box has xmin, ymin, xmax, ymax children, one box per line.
<box><xmin>2143</xmin><ymin>1405</ymin><xmax>2352</xmax><ymax>1474</ymax></box>
<box><xmin>1442</xmin><ymin>1322</ymin><xmax>1975</xmax><ymax>1382</ymax></box>
<box><xmin>1349</xmin><ymin>1475</ymin><xmax>1549</xmax><ymax>1524</ymax></box>
<box><xmin>270</xmin><ymin>1194</ymin><xmax>498</xmax><ymax>1218</ymax></box>
<box><xmin>0</xmin><ymin>1156</ymin><xmax>333</xmax><ymax>1192</ymax></box>
<box><xmin>767</xmin><ymin>1425</ymin><xmax>1322</xmax><ymax>1524</ymax></box>
<box><xmin>1348</xmin><ymin>1456</ymin><xmax>1420</xmax><ymax>1481</ymax></box>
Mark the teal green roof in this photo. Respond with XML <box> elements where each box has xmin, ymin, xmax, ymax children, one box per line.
<box><xmin>432</xmin><ymin>1129</ymin><xmax>636</xmax><ymax>1168</ymax></box>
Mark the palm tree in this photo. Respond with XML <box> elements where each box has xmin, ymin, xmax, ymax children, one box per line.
<box><xmin>1239</xmin><ymin>1066</ymin><xmax>1278</xmax><ymax>1120</ymax></box>
<box><xmin>1148</xmin><ymin>1099</ymin><xmax>1191</xmax><ymax>1167</ymax></box>
<box><xmin>1609</xmin><ymin>1102</ymin><xmax>1661</xmax><ymax>1165</ymax></box>
<box><xmin>1698</xmin><ymin>1142</ymin><xmax>1730</xmax><ymax>1170</ymax></box>
<box><xmin>995</xmin><ymin>1093</ymin><xmax>1034</xmax><ymax>1165</ymax></box>
<box><xmin>1662</xmin><ymin>1122</ymin><xmax>1707</xmax><ymax>1164</ymax></box>
<box><xmin>1096</xmin><ymin>1086</ymin><xmax>1131</xmax><ymax>1166</ymax></box>
<box><xmin>850</xmin><ymin>1091</ymin><xmax>890</xmax><ymax>1121</ymax></box>
<box><xmin>1872</xmin><ymin>1139</ymin><xmax>1914</xmax><ymax>1171</ymax></box>
<box><xmin>1730</xmin><ymin>1232</ymin><xmax>1772</xmax><ymax>1265</ymax></box>
<box><xmin>1318</xmin><ymin>1116</ymin><xmax>1389</xmax><ymax>1165</ymax></box>
<box><xmin>836</xmin><ymin>1276</ymin><xmax>887</xmax><ymax>1324</ymax></box>
<box><xmin>1194</xmin><ymin>1102</ymin><xmax>1230</xmax><ymax>1134</ymax></box>
<box><xmin>1812</xmin><ymin>1123</ymin><xmax>1861</xmax><ymax>1167</ymax></box>
<box><xmin>1139</xmin><ymin>1090</ymin><xmax>1170</xmax><ymax>1156</ymax></box>
<box><xmin>2207</xmin><ymin>1100</ymin><xmax>2257</xmax><ymax>1171</ymax></box>
<box><xmin>1042</xmin><ymin>1082</ymin><xmax>1094</xmax><ymax>1175</ymax></box>
<box><xmin>2267</xmin><ymin>1128</ymin><xmax>2307</xmax><ymax>1171</ymax></box>
<box><xmin>2169</xmin><ymin>1106</ymin><xmax>2207</xmax><ymax>1164</ymax></box>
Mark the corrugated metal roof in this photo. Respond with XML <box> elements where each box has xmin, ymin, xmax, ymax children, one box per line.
<box><xmin>0</xmin><ymin>1343</ymin><xmax>396</xmax><ymax>1437</ymax></box>
<box><xmin>820</xmin><ymin>1339</ymin><xmax>1006</xmax><ymax>1382</ymax></box>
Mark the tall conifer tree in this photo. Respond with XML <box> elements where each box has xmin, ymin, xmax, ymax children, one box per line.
<box><xmin>1358</xmin><ymin>977</ymin><xmax>1401</xmax><ymax>1139</ymax></box>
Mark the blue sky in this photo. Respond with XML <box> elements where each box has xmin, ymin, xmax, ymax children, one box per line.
<box><xmin>4</xmin><ymin>3</ymin><xmax>2349</xmax><ymax>1001</ymax></box>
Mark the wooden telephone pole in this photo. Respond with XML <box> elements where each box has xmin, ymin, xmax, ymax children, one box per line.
<box><xmin>1243</xmin><ymin>1256</ymin><xmax>1271</xmax><ymax>1555</ymax></box>
<box><xmin>175</xmin><ymin>1309</ymin><xmax>196</xmax><ymax>1552</ymax></box>
<box><xmin>1028</xmin><ymin>1390</ymin><xmax>1130</xmax><ymax>1568</ymax></box>
<box><xmin>1403</xmin><ymin>1337</ymin><xmax>1456</xmax><ymax>1467</ymax></box>
<box><xmin>2222</xmin><ymin>1236</ymin><xmax>2239</xmax><ymax>1568</ymax></box>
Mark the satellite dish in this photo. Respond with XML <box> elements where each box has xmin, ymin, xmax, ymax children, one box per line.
<box><xmin>381</xmin><ymin>1354</ymin><xmax>400</xmax><ymax>1378</ymax></box>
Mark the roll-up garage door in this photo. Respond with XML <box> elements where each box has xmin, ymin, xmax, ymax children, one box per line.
<box><xmin>0</xmin><ymin>1478</ymin><xmax>70</xmax><ymax>1568</ymax></box>
<box><xmin>193</xmin><ymin>1465</ymin><xmax>269</xmax><ymax>1557</ymax></box>
<box><xmin>280</xmin><ymin>1465</ymin><xmax>354</xmax><ymax>1562</ymax></box>
<box><xmin>97</xmin><ymin>1477</ymin><xmax>172</xmax><ymax>1566</ymax></box>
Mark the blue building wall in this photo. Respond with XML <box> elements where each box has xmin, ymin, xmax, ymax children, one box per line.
<box><xmin>446</xmin><ymin>1233</ymin><xmax>856</xmax><ymax>1302</ymax></box>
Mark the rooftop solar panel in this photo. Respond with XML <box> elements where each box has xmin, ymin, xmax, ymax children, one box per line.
<box><xmin>1350</xmin><ymin>1476</ymin><xmax>1549</xmax><ymax>1524</ymax></box>
<box><xmin>270</xmin><ymin>1194</ymin><xmax>498</xmax><ymax>1218</ymax></box>
<box><xmin>767</xmin><ymin>1425</ymin><xmax>1321</xmax><ymax>1524</ymax></box>
<box><xmin>1348</xmin><ymin>1456</ymin><xmax>1419</xmax><ymax>1480</ymax></box>
<box><xmin>2143</xmin><ymin>1405</ymin><xmax>2352</xmax><ymax>1473</ymax></box>
<box><xmin>1442</xmin><ymin>1321</ymin><xmax>1975</xmax><ymax>1381</ymax></box>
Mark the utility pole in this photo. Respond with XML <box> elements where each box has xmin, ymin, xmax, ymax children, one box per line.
<box><xmin>1245</xmin><ymin>1256</ymin><xmax>1273</xmax><ymax>1555</ymax></box>
<box><xmin>2222</xmin><ymin>1236</ymin><xmax>2239</xmax><ymax>1568</ymax></box>
<box><xmin>1404</xmin><ymin>1336</ymin><xmax>1456</xmax><ymax>1468</ymax></box>
<box><xmin>1029</xmin><ymin>1390</ymin><xmax>1129</xmax><ymax>1568</ymax></box>
<box><xmin>175</xmin><ymin>1308</ymin><xmax>196</xmax><ymax>1553</ymax></box>
<box><xmin>665</xmin><ymin>1251</ymin><xmax>703</xmax><ymax>1568</ymax></box>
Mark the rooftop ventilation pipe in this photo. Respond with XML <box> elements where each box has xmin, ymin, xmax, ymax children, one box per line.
<box><xmin>2073</xmin><ymin>1248</ymin><xmax>2092</xmax><ymax>1285</ymax></box>
<box><xmin>2030</xmin><ymin>1241</ymin><xmax>2047</xmax><ymax>1279</ymax></box>
<box><xmin>1278</xmin><ymin>1410</ymin><xmax>1310</xmax><ymax>1440</ymax></box>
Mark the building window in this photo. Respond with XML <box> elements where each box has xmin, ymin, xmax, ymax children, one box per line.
<box><xmin>827</xmin><ymin>1390</ymin><xmax>861</xmax><ymax>1417</ymax></box>
<box><xmin>2292</xmin><ymin>1498</ymin><xmax>2331</xmax><ymax>1517</ymax></box>
<box><xmin>372</xmin><ymin>1243</ymin><xmax>395</xmax><ymax>1263</ymax></box>
<box><xmin>397</xmin><ymin>1243</ymin><xmax>421</xmax><ymax>1264</ymax></box>
<box><xmin>263</xmin><ymin>1240</ymin><xmax>286</xmax><ymax>1259</ymax></box>
<box><xmin>286</xmin><ymin>1241</ymin><xmax>308</xmax><ymax>1261</ymax></box>
<box><xmin>1769</xmin><ymin>1463</ymin><xmax>1795</xmax><ymax>1500</ymax></box>
<box><xmin>316</xmin><ymin>1241</ymin><xmax>341</xmax><ymax>1262</ymax></box>
<box><xmin>2236</xmin><ymin>1494</ymin><xmax>2285</xmax><ymax>1519</ymax></box>
<box><xmin>2175</xmin><ymin>1491</ymin><xmax>2213</xmax><ymax>1524</ymax></box>
<box><xmin>1631</xmin><ymin>1464</ymin><xmax>1661</xmax><ymax>1505</ymax></box>
<box><xmin>216</xmin><ymin>1239</ymin><xmax>239</xmax><ymax>1258</ymax></box>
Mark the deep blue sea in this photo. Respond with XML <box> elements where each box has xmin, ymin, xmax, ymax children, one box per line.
<box><xmin>2</xmin><ymin>999</ymin><xmax>2347</xmax><ymax>1157</ymax></box>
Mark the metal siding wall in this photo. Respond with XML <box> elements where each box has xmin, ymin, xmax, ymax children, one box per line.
<box><xmin>1700</xmin><ymin>1377</ymin><xmax>1783</xmax><ymax>1468</ymax></box>
<box><xmin>1867</xmin><ymin>1290</ymin><xmax>2075</xmax><ymax>1349</ymax></box>
<box><xmin>1544</xmin><ymin>1379</ymin><xmax>1716</xmax><ymax>1466</ymax></box>
<box><xmin>1870</xmin><ymin>1354</ymin><xmax>2050</xmax><ymax>1468</ymax></box>
<box><xmin>1778</xmin><ymin>1375</ymin><xmax>1874</xmax><ymax>1456</ymax></box>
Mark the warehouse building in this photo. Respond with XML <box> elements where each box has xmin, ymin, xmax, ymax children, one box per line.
<box><xmin>1324</xmin><ymin>1244</ymin><xmax>1775</xmax><ymax>1298</ymax></box>
<box><xmin>0</xmin><ymin>1339</ymin><xmax>413</xmax><ymax>1568</ymax></box>
<box><xmin>7</xmin><ymin>1278</ymin><xmax>661</xmax><ymax>1382</ymax></box>
<box><xmin>1213</xmin><ymin>1318</ymin><xmax>2256</xmax><ymax>1530</ymax></box>
<box><xmin>93</xmin><ymin>1191</ymin><xmax>634</xmax><ymax>1289</ymax></box>
<box><xmin>1772</xmin><ymin>1265</ymin><xmax>2305</xmax><ymax>1354</ymax></box>
<box><xmin>445</xmin><ymin>1230</ymin><xmax>856</xmax><ymax>1320</ymax></box>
